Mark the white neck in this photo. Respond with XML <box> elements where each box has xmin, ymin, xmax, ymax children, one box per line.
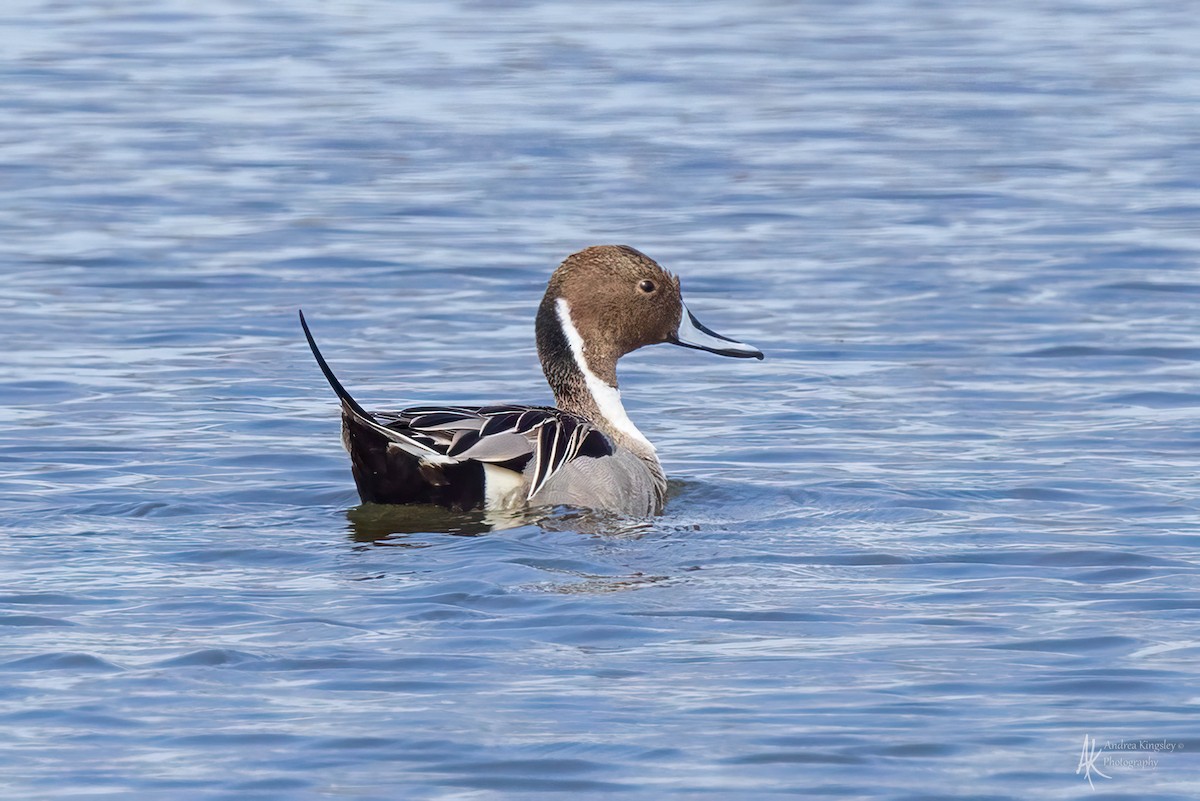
<box><xmin>555</xmin><ymin>297</ymin><xmax>656</xmax><ymax>455</ymax></box>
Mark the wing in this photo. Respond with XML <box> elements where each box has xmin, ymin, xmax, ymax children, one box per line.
<box><xmin>378</xmin><ymin>404</ymin><xmax>614</xmax><ymax>499</ymax></box>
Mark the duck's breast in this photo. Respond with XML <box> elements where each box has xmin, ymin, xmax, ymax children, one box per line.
<box><xmin>527</xmin><ymin>448</ymin><xmax>663</xmax><ymax>516</ymax></box>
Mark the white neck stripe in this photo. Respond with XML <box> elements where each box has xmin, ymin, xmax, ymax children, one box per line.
<box><xmin>555</xmin><ymin>297</ymin><xmax>655</xmax><ymax>454</ymax></box>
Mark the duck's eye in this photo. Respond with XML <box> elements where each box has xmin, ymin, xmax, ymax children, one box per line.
<box><xmin>638</xmin><ymin>279</ymin><xmax>656</xmax><ymax>294</ymax></box>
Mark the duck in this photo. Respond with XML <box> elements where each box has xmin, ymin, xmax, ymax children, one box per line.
<box><xmin>300</xmin><ymin>245</ymin><xmax>763</xmax><ymax>517</ymax></box>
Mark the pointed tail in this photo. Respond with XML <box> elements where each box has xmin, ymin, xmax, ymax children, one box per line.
<box><xmin>298</xmin><ymin>309</ymin><xmax>376</xmax><ymax>422</ymax></box>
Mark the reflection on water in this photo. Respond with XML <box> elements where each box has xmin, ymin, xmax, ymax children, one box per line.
<box><xmin>3</xmin><ymin>0</ymin><xmax>1200</xmax><ymax>798</ymax></box>
<box><xmin>346</xmin><ymin>503</ymin><xmax>504</xmax><ymax>541</ymax></box>
<box><xmin>346</xmin><ymin>503</ymin><xmax>657</xmax><ymax>542</ymax></box>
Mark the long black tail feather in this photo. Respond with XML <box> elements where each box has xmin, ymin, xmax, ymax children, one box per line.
<box><xmin>298</xmin><ymin>309</ymin><xmax>375</xmax><ymax>422</ymax></box>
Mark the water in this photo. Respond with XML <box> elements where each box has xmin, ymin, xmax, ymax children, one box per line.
<box><xmin>2</xmin><ymin>0</ymin><xmax>1199</xmax><ymax>798</ymax></box>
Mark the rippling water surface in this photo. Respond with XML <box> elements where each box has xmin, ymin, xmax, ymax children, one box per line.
<box><xmin>3</xmin><ymin>1</ymin><xmax>1200</xmax><ymax>798</ymax></box>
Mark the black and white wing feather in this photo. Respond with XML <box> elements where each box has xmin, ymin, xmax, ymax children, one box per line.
<box><xmin>384</xmin><ymin>404</ymin><xmax>614</xmax><ymax>500</ymax></box>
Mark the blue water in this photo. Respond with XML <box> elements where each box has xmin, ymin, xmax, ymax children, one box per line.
<box><xmin>3</xmin><ymin>0</ymin><xmax>1200</xmax><ymax>798</ymax></box>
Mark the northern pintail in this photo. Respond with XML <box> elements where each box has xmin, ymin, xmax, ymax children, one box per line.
<box><xmin>300</xmin><ymin>245</ymin><xmax>763</xmax><ymax>517</ymax></box>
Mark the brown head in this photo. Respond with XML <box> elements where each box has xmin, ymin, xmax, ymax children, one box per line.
<box><xmin>536</xmin><ymin>245</ymin><xmax>762</xmax><ymax>400</ymax></box>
